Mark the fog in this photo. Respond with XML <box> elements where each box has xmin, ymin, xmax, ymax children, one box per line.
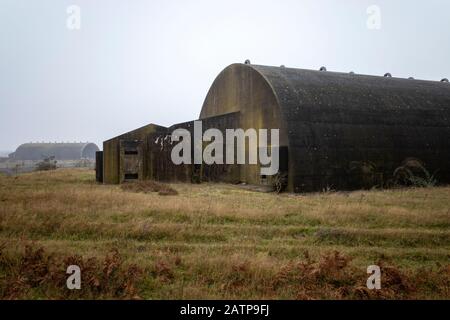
<box><xmin>1</xmin><ymin>0</ymin><xmax>449</xmax><ymax>151</ymax></box>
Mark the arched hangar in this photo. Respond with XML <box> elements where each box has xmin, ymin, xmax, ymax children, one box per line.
<box><xmin>10</xmin><ymin>142</ymin><xmax>100</xmax><ymax>161</ymax></box>
<box><xmin>101</xmin><ymin>63</ymin><xmax>450</xmax><ymax>192</ymax></box>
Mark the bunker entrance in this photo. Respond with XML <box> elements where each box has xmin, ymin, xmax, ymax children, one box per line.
<box><xmin>119</xmin><ymin>140</ymin><xmax>144</xmax><ymax>183</ymax></box>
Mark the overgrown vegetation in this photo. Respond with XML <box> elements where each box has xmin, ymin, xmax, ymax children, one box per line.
<box><xmin>74</xmin><ymin>159</ymin><xmax>95</xmax><ymax>168</ymax></box>
<box><xmin>0</xmin><ymin>169</ymin><xmax>448</xmax><ymax>299</ymax></box>
<box><xmin>272</xmin><ymin>172</ymin><xmax>288</xmax><ymax>193</ymax></box>
<box><xmin>393</xmin><ymin>159</ymin><xmax>438</xmax><ymax>188</ymax></box>
<box><xmin>121</xmin><ymin>180</ymin><xmax>178</xmax><ymax>196</ymax></box>
<box><xmin>35</xmin><ymin>156</ymin><xmax>57</xmax><ymax>171</ymax></box>
<box><xmin>0</xmin><ymin>244</ymin><xmax>143</xmax><ymax>299</ymax></box>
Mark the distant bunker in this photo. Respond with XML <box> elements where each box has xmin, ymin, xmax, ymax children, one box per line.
<box><xmin>100</xmin><ymin>63</ymin><xmax>450</xmax><ymax>192</ymax></box>
<box><xmin>10</xmin><ymin>143</ymin><xmax>99</xmax><ymax>161</ymax></box>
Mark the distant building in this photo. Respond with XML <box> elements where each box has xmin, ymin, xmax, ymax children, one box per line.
<box><xmin>9</xmin><ymin>143</ymin><xmax>99</xmax><ymax>161</ymax></box>
<box><xmin>0</xmin><ymin>151</ymin><xmax>12</xmax><ymax>158</ymax></box>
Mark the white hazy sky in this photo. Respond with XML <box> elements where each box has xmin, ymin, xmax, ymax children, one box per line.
<box><xmin>1</xmin><ymin>0</ymin><xmax>450</xmax><ymax>152</ymax></box>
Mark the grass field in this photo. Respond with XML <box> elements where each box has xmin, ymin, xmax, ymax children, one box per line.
<box><xmin>0</xmin><ymin>169</ymin><xmax>449</xmax><ymax>299</ymax></box>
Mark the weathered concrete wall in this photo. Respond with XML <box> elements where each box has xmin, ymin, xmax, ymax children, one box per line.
<box><xmin>103</xmin><ymin>124</ymin><xmax>166</xmax><ymax>184</ymax></box>
<box><xmin>200</xmin><ymin>63</ymin><xmax>450</xmax><ymax>192</ymax></box>
<box><xmin>145</xmin><ymin>112</ymin><xmax>241</xmax><ymax>184</ymax></box>
<box><xmin>119</xmin><ymin>140</ymin><xmax>144</xmax><ymax>183</ymax></box>
<box><xmin>95</xmin><ymin>151</ymin><xmax>103</xmax><ymax>183</ymax></box>
<box><xmin>250</xmin><ymin>64</ymin><xmax>450</xmax><ymax>191</ymax></box>
<box><xmin>200</xmin><ymin>65</ymin><xmax>289</xmax><ymax>187</ymax></box>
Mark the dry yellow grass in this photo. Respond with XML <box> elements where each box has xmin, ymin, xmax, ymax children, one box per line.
<box><xmin>0</xmin><ymin>169</ymin><xmax>449</xmax><ymax>299</ymax></box>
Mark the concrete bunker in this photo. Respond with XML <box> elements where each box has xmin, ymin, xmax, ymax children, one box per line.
<box><xmin>100</xmin><ymin>63</ymin><xmax>450</xmax><ymax>192</ymax></box>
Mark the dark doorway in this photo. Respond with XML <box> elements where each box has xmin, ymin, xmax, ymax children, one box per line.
<box><xmin>119</xmin><ymin>140</ymin><xmax>144</xmax><ymax>183</ymax></box>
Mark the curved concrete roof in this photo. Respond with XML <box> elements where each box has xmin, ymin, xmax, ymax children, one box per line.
<box><xmin>11</xmin><ymin>143</ymin><xmax>99</xmax><ymax>161</ymax></box>
<box><xmin>200</xmin><ymin>63</ymin><xmax>450</xmax><ymax>191</ymax></box>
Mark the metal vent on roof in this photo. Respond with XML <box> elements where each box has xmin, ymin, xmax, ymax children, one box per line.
<box><xmin>319</xmin><ymin>66</ymin><xmax>327</xmax><ymax>71</ymax></box>
<box><xmin>384</xmin><ymin>73</ymin><xmax>392</xmax><ymax>77</ymax></box>
<box><xmin>244</xmin><ymin>59</ymin><xmax>251</xmax><ymax>65</ymax></box>
<box><xmin>349</xmin><ymin>71</ymin><xmax>355</xmax><ymax>75</ymax></box>
<box><xmin>441</xmin><ymin>78</ymin><xmax>449</xmax><ymax>83</ymax></box>
<box><xmin>408</xmin><ymin>77</ymin><xmax>415</xmax><ymax>80</ymax></box>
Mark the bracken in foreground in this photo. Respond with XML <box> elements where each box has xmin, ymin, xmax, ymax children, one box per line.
<box><xmin>0</xmin><ymin>169</ymin><xmax>449</xmax><ymax>299</ymax></box>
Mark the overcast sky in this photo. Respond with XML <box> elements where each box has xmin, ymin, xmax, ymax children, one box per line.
<box><xmin>1</xmin><ymin>0</ymin><xmax>449</xmax><ymax>152</ymax></box>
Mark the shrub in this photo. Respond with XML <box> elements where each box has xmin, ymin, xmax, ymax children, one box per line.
<box><xmin>35</xmin><ymin>157</ymin><xmax>57</xmax><ymax>171</ymax></box>
<box><xmin>272</xmin><ymin>172</ymin><xmax>288</xmax><ymax>193</ymax></box>
<box><xmin>120</xmin><ymin>180</ymin><xmax>178</xmax><ymax>196</ymax></box>
<box><xmin>393</xmin><ymin>158</ymin><xmax>437</xmax><ymax>187</ymax></box>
